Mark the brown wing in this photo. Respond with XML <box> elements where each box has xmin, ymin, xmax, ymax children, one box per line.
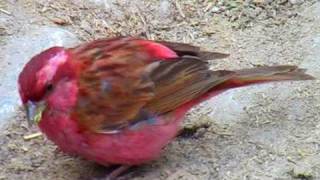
<box><xmin>145</xmin><ymin>58</ymin><xmax>234</xmax><ymax>113</ymax></box>
<box><xmin>71</xmin><ymin>37</ymin><xmax>232</xmax><ymax>133</ymax></box>
<box><xmin>71</xmin><ymin>37</ymin><xmax>157</xmax><ymax>132</ymax></box>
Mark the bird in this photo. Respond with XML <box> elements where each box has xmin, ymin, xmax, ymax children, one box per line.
<box><xmin>18</xmin><ymin>37</ymin><xmax>314</xmax><ymax>179</ymax></box>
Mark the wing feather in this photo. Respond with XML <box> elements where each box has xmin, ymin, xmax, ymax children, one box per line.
<box><xmin>70</xmin><ymin>37</ymin><xmax>232</xmax><ymax>132</ymax></box>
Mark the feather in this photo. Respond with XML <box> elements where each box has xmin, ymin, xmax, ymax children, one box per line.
<box><xmin>157</xmin><ymin>41</ymin><xmax>229</xmax><ymax>60</ymax></box>
<box><xmin>70</xmin><ymin>37</ymin><xmax>233</xmax><ymax>132</ymax></box>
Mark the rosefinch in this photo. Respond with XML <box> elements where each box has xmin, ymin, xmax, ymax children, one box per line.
<box><xmin>18</xmin><ymin>37</ymin><xmax>314</xmax><ymax>179</ymax></box>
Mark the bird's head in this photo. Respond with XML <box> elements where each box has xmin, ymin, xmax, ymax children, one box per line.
<box><xmin>18</xmin><ymin>47</ymin><xmax>70</xmax><ymax>125</ymax></box>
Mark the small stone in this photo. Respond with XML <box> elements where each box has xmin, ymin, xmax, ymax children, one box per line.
<box><xmin>289</xmin><ymin>0</ymin><xmax>305</xmax><ymax>5</ymax></box>
<box><xmin>0</xmin><ymin>27</ymin><xmax>79</xmax><ymax>127</ymax></box>
<box><xmin>21</xmin><ymin>146</ymin><xmax>28</xmax><ymax>152</ymax></box>
<box><xmin>253</xmin><ymin>0</ymin><xmax>266</xmax><ymax>5</ymax></box>
<box><xmin>158</xmin><ymin>0</ymin><xmax>172</xmax><ymax>18</ymax></box>
<box><xmin>211</xmin><ymin>7</ymin><xmax>220</xmax><ymax>13</ymax></box>
<box><xmin>50</xmin><ymin>17</ymin><xmax>69</xmax><ymax>26</ymax></box>
<box><xmin>292</xmin><ymin>163</ymin><xmax>313</xmax><ymax>179</ymax></box>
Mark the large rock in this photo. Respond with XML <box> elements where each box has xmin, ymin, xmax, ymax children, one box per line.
<box><xmin>0</xmin><ymin>27</ymin><xmax>79</xmax><ymax>127</ymax></box>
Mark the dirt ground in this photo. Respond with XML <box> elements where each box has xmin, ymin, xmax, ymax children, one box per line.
<box><xmin>0</xmin><ymin>0</ymin><xmax>320</xmax><ymax>179</ymax></box>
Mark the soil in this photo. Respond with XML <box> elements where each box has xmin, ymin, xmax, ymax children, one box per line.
<box><xmin>0</xmin><ymin>0</ymin><xmax>319</xmax><ymax>179</ymax></box>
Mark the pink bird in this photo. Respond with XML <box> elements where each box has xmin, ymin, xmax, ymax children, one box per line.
<box><xmin>18</xmin><ymin>37</ymin><xmax>314</xmax><ymax>179</ymax></box>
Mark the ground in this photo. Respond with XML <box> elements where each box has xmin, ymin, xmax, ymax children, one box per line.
<box><xmin>0</xmin><ymin>0</ymin><xmax>320</xmax><ymax>179</ymax></box>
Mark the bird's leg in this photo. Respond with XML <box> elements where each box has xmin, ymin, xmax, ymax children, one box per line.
<box><xmin>105</xmin><ymin>165</ymin><xmax>131</xmax><ymax>180</ymax></box>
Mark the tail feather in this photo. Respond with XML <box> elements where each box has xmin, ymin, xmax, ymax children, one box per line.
<box><xmin>172</xmin><ymin>65</ymin><xmax>315</xmax><ymax>116</ymax></box>
<box><xmin>213</xmin><ymin>65</ymin><xmax>315</xmax><ymax>89</ymax></box>
<box><xmin>229</xmin><ymin>65</ymin><xmax>314</xmax><ymax>85</ymax></box>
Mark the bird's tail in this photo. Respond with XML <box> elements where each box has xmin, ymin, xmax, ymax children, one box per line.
<box><xmin>219</xmin><ymin>65</ymin><xmax>315</xmax><ymax>88</ymax></box>
<box><xmin>173</xmin><ymin>65</ymin><xmax>314</xmax><ymax>119</ymax></box>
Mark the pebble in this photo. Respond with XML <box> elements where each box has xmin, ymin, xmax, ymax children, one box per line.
<box><xmin>292</xmin><ymin>163</ymin><xmax>313</xmax><ymax>178</ymax></box>
<box><xmin>289</xmin><ymin>0</ymin><xmax>305</xmax><ymax>5</ymax></box>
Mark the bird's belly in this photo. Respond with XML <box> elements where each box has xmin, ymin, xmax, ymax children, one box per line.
<box><xmin>39</xmin><ymin>114</ymin><xmax>183</xmax><ymax>166</ymax></box>
<box><xmin>83</xmin><ymin>122</ymin><xmax>181</xmax><ymax>165</ymax></box>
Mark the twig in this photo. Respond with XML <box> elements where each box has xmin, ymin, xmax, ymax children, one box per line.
<box><xmin>174</xmin><ymin>0</ymin><xmax>185</xmax><ymax>18</ymax></box>
<box><xmin>23</xmin><ymin>132</ymin><xmax>42</xmax><ymax>140</ymax></box>
<box><xmin>0</xmin><ymin>8</ymin><xmax>11</xmax><ymax>15</ymax></box>
<box><xmin>136</xmin><ymin>7</ymin><xmax>151</xmax><ymax>39</ymax></box>
<box><xmin>102</xmin><ymin>20</ymin><xmax>116</xmax><ymax>33</ymax></box>
<box><xmin>205</xmin><ymin>2</ymin><xmax>214</xmax><ymax>12</ymax></box>
<box><xmin>136</xmin><ymin>9</ymin><xmax>146</xmax><ymax>26</ymax></box>
<box><xmin>213</xmin><ymin>131</ymin><xmax>233</xmax><ymax>136</ymax></box>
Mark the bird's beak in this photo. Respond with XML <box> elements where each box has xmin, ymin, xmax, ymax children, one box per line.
<box><xmin>25</xmin><ymin>100</ymin><xmax>46</xmax><ymax>126</ymax></box>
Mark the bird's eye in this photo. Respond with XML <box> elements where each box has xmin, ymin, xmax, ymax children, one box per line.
<box><xmin>46</xmin><ymin>84</ymin><xmax>54</xmax><ymax>91</ymax></box>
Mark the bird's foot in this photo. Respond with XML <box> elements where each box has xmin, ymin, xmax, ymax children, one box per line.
<box><xmin>178</xmin><ymin>123</ymin><xmax>211</xmax><ymax>138</ymax></box>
